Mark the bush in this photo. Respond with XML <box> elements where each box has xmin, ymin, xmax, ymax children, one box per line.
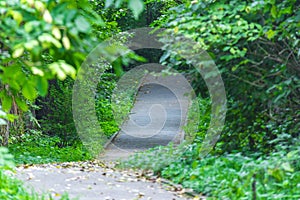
<box><xmin>37</xmin><ymin>78</ymin><xmax>78</xmax><ymax>146</ymax></box>
<box><xmin>95</xmin><ymin>72</ymin><xmax>119</xmax><ymax>137</ymax></box>
<box><xmin>183</xmin><ymin>97</ymin><xmax>211</xmax><ymax>143</ymax></box>
<box><xmin>121</xmin><ymin>142</ymin><xmax>300</xmax><ymax>199</ymax></box>
<box><xmin>9</xmin><ymin>130</ymin><xmax>92</xmax><ymax>165</ymax></box>
<box><xmin>118</xmin><ymin>142</ymin><xmax>188</xmax><ymax>173</ymax></box>
<box><xmin>156</xmin><ymin>0</ymin><xmax>300</xmax><ymax>154</ymax></box>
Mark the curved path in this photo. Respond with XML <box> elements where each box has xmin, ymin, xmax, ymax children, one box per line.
<box><xmin>15</xmin><ymin>72</ymin><xmax>194</xmax><ymax>200</ymax></box>
<box><xmin>15</xmin><ymin>161</ymin><xmax>189</xmax><ymax>200</ymax></box>
<box><xmin>100</xmin><ymin>73</ymin><xmax>192</xmax><ymax>161</ymax></box>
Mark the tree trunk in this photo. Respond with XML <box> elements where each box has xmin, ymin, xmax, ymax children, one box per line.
<box><xmin>0</xmin><ymin>121</ymin><xmax>9</xmax><ymax>146</ymax></box>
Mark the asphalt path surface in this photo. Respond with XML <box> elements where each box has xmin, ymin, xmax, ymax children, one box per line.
<box><xmin>15</xmin><ymin>73</ymin><xmax>193</xmax><ymax>200</ymax></box>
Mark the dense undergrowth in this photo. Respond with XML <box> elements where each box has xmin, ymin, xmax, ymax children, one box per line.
<box><xmin>118</xmin><ymin>0</ymin><xmax>300</xmax><ymax>198</ymax></box>
<box><xmin>95</xmin><ymin>72</ymin><xmax>120</xmax><ymax>137</ymax></box>
<box><xmin>7</xmin><ymin>71</ymin><xmax>134</xmax><ymax>165</ymax></box>
<box><xmin>120</xmin><ymin>93</ymin><xmax>300</xmax><ymax>199</ymax></box>
<box><xmin>8</xmin><ymin>131</ymin><xmax>92</xmax><ymax>165</ymax></box>
<box><xmin>120</xmin><ymin>140</ymin><xmax>300</xmax><ymax>199</ymax></box>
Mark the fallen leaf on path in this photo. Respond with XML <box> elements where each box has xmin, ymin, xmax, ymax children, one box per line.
<box><xmin>27</xmin><ymin>173</ymin><xmax>35</xmax><ymax>180</ymax></box>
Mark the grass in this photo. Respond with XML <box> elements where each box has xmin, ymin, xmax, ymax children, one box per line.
<box><xmin>8</xmin><ymin>131</ymin><xmax>92</xmax><ymax>165</ymax></box>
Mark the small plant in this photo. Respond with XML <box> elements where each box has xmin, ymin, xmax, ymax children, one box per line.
<box><xmin>0</xmin><ymin>147</ymin><xmax>15</xmax><ymax>170</ymax></box>
<box><xmin>183</xmin><ymin>97</ymin><xmax>211</xmax><ymax>143</ymax></box>
<box><xmin>118</xmin><ymin>142</ymin><xmax>189</xmax><ymax>173</ymax></box>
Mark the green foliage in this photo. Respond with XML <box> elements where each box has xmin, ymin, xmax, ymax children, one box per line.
<box><xmin>0</xmin><ymin>0</ymin><xmax>101</xmax><ymax>111</ymax></box>
<box><xmin>9</xmin><ymin>130</ymin><xmax>92</xmax><ymax>165</ymax></box>
<box><xmin>162</xmin><ymin>147</ymin><xmax>300</xmax><ymax>199</ymax></box>
<box><xmin>105</xmin><ymin>0</ymin><xmax>144</xmax><ymax>20</ymax></box>
<box><xmin>121</xmin><ymin>142</ymin><xmax>300</xmax><ymax>199</ymax></box>
<box><xmin>95</xmin><ymin>72</ymin><xmax>119</xmax><ymax>137</ymax></box>
<box><xmin>0</xmin><ymin>147</ymin><xmax>15</xmax><ymax>171</ymax></box>
<box><xmin>37</xmin><ymin>78</ymin><xmax>78</xmax><ymax>145</ymax></box>
<box><xmin>0</xmin><ymin>170</ymin><xmax>38</xmax><ymax>200</ymax></box>
<box><xmin>95</xmin><ymin>71</ymin><xmax>140</xmax><ymax>137</ymax></box>
<box><xmin>156</xmin><ymin>0</ymin><xmax>300</xmax><ymax>153</ymax></box>
<box><xmin>184</xmin><ymin>97</ymin><xmax>211</xmax><ymax>143</ymax></box>
<box><xmin>118</xmin><ymin>143</ymin><xmax>187</xmax><ymax>173</ymax></box>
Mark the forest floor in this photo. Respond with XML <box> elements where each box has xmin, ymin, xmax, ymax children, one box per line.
<box><xmin>15</xmin><ymin>73</ymin><xmax>194</xmax><ymax>200</ymax></box>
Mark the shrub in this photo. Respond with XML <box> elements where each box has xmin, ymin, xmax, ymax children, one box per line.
<box><xmin>37</xmin><ymin>78</ymin><xmax>78</xmax><ymax>146</ymax></box>
<box><xmin>9</xmin><ymin>130</ymin><xmax>92</xmax><ymax>165</ymax></box>
<box><xmin>121</xmin><ymin>142</ymin><xmax>300</xmax><ymax>199</ymax></box>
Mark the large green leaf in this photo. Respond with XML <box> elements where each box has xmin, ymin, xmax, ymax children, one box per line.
<box><xmin>0</xmin><ymin>92</ymin><xmax>12</xmax><ymax>112</ymax></box>
<box><xmin>36</xmin><ymin>76</ymin><xmax>49</xmax><ymax>97</ymax></box>
<box><xmin>22</xmin><ymin>82</ymin><xmax>37</xmax><ymax>100</ymax></box>
<box><xmin>15</xmin><ymin>97</ymin><xmax>28</xmax><ymax>111</ymax></box>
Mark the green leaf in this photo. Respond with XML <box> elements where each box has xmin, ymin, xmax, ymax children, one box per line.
<box><xmin>1</xmin><ymin>93</ymin><xmax>12</xmax><ymax>112</ymax></box>
<box><xmin>10</xmin><ymin>10</ymin><xmax>23</xmax><ymax>25</ymax></box>
<box><xmin>31</xmin><ymin>67</ymin><xmax>44</xmax><ymax>76</ymax></box>
<box><xmin>38</xmin><ymin>33</ymin><xmax>62</xmax><ymax>48</ymax></box>
<box><xmin>22</xmin><ymin>82</ymin><xmax>37</xmax><ymax>100</ymax></box>
<box><xmin>282</xmin><ymin>162</ymin><xmax>294</xmax><ymax>172</ymax></box>
<box><xmin>159</xmin><ymin>51</ymin><xmax>170</xmax><ymax>63</ymax></box>
<box><xmin>62</xmin><ymin>35</ymin><xmax>71</xmax><ymax>50</ymax></box>
<box><xmin>271</xmin><ymin>5</ymin><xmax>277</xmax><ymax>18</ymax></box>
<box><xmin>128</xmin><ymin>0</ymin><xmax>144</xmax><ymax>19</ymax></box>
<box><xmin>15</xmin><ymin>98</ymin><xmax>28</xmax><ymax>111</ymax></box>
<box><xmin>266</xmin><ymin>29</ymin><xmax>276</xmax><ymax>39</ymax></box>
<box><xmin>12</xmin><ymin>47</ymin><xmax>24</xmax><ymax>58</ymax></box>
<box><xmin>59</xmin><ymin>62</ymin><xmax>76</xmax><ymax>79</ymax></box>
<box><xmin>230</xmin><ymin>47</ymin><xmax>236</xmax><ymax>54</ymax></box>
<box><xmin>49</xmin><ymin>62</ymin><xmax>66</xmax><ymax>80</ymax></box>
<box><xmin>36</xmin><ymin>77</ymin><xmax>49</xmax><ymax>97</ymax></box>
<box><xmin>48</xmin><ymin>61</ymin><xmax>76</xmax><ymax>80</ymax></box>
<box><xmin>66</xmin><ymin>10</ymin><xmax>77</xmax><ymax>23</ymax></box>
<box><xmin>24</xmin><ymin>40</ymin><xmax>39</xmax><ymax>50</ymax></box>
<box><xmin>75</xmin><ymin>16</ymin><xmax>91</xmax><ymax>33</ymax></box>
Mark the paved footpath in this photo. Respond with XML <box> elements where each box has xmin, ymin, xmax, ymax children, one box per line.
<box><xmin>15</xmin><ymin>161</ymin><xmax>190</xmax><ymax>200</ymax></box>
<box><xmin>15</xmin><ymin>72</ymin><xmax>194</xmax><ymax>200</ymax></box>
<box><xmin>100</xmin><ymin>73</ymin><xmax>192</xmax><ymax>161</ymax></box>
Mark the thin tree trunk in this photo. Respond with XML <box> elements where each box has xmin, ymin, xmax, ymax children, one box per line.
<box><xmin>4</xmin><ymin>121</ymin><xmax>9</xmax><ymax>146</ymax></box>
<box><xmin>0</xmin><ymin>121</ymin><xmax>9</xmax><ymax>146</ymax></box>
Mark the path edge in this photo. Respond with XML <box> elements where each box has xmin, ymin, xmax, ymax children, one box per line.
<box><xmin>102</xmin><ymin>73</ymin><xmax>149</xmax><ymax>150</ymax></box>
